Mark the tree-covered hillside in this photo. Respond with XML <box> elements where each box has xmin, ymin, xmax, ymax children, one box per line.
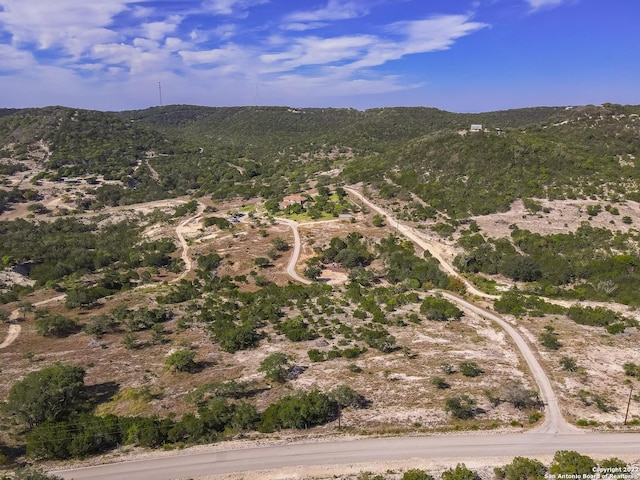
<box><xmin>344</xmin><ymin>104</ymin><xmax>640</xmax><ymax>217</ymax></box>
<box><xmin>1</xmin><ymin>103</ymin><xmax>638</xmax><ymax>213</ymax></box>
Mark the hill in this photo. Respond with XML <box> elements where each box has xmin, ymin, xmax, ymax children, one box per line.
<box><xmin>2</xmin><ymin>103</ymin><xmax>629</xmax><ymax>213</ymax></box>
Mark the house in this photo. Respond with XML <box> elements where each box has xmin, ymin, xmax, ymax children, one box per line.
<box><xmin>279</xmin><ymin>194</ymin><xmax>308</xmax><ymax>209</ymax></box>
<box><xmin>470</xmin><ymin>124</ymin><xmax>483</xmax><ymax>132</ymax></box>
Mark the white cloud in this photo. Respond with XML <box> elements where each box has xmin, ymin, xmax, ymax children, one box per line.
<box><xmin>280</xmin><ymin>22</ymin><xmax>329</xmax><ymax>32</ymax></box>
<box><xmin>141</xmin><ymin>16</ymin><xmax>183</xmax><ymax>42</ymax></box>
<box><xmin>203</xmin><ymin>0</ymin><xmax>269</xmax><ymax>16</ymax></box>
<box><xmin>0</xmin><ymin>0</ymin><xmax>130</xmax><ymax>54</ymax></box>
<box><xmin>91</xmin><ymin>41</ymin><xmax>172</xmax><ymax>75</ymax></box>
<box><xmin>526</xmin><ymin>0</ymin><xmax>568</xmax><ymax>11</ymax></box>
<box><xmin>0</xmin><ymin>3</ymin><xmax>492</xmax><ymax>109</ymax></box>
<box><xmin>285</xmin><ymin>0</ymin><xmax>368</xmax><ymax>23</ymax></box>
<box><xmin>347</xmin><ymin>14</ymin><xmax>488</xmax><ymax>69</ymax></box>
<box><xmin>179</xmin><ymin>44</ymin><xmax>248</xmax><ymax>67</ymax></box>
<box><xmin>0</xmin><ymin>43</ymin><xmax>36</xmax><ymax>70</ymax></box>
<box><xmin>211</xmin><ymin>23</ymin><xmax>238</xmax><ymax>40</ymax></box>
<box><xmin>260</xmin><ymin>35</ymin><xmax>377</xmax><ymax>71</ymax></box>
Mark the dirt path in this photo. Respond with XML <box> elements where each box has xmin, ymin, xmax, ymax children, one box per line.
<box><xmin>344</xmin><ymin>187</ymin><xmax>497</xmax><ymax>300</ymax></box>
<box><xmin>440</xmin><ymin>292</ymin><xmax>579</xmax><ymax>434</ymax></box>
<box><xmin>275</xmin><ymin>217</ymin><xmax>312</xmax><ymax>285</ymax></box>
<box><xmin>0</xmin><ymin>324</ymin><xmax>20</xmax><ymax>349</ymax></box>
<box><xmin>172</xmin><ymin>201</ymin><xmax>207</xmax><ymax>283</ymax></box>
<box><xmin>0</xmin><ymin>294</ymin><xmax>66</xmax><ymax>350</ymax></box>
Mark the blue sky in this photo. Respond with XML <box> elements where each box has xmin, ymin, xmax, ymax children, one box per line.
<box><xmin>0</xmin><ymin>0</ymin><xmax>638</xmax><ymax>112</ymax></box>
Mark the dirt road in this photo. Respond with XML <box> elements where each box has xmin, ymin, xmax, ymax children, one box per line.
<box><xmin>52</xmin><ymin>431</ymin><xmax>640</xmax><ymax>480</ymax></box>
<box><xmin>0</xmin><ymin>294</ymin><xmax>66</xmax><ymax>350</ymax></box>
<box><xmin>440</xmin><ymin>292</ymin><xmax>578</xmax><ymax>435</ymax></box>
<box><xmin>275</xmin><ymin>217</ymin><xmax>312</xmax><ymax>285</ymax></box>
<box><xmin>344</xmin><ymin>187</ymin><xmax>497</xmax><ymax>300</ymax></box>
<box><xmin>172</xmin><ymin>201</ymin><xmax>206</xmax><ymax>283</ymax></box>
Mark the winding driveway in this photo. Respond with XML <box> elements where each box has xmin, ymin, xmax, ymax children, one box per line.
<box><xmin>172</xmin><ymin>201</ymin><xmax>206</xmax><ymax>283</ymax></box>
<box><xmin>0</xmin><ymin>294</ymin><xmax>66</xmax><ymax>350</ymax></box>
<box><xmin>275</xmin><ymin>217</ymin><xmax>312</xmax><ymax>285</ymax></box>
<box><xmin>440</xmin><ymin>291</ymin><xmax>577</xmax><ymax>435</ymax></box>
<box><xmin>344</xmin><ymin>187</ymin><xmax>498</xmax><ymax>300</ymax></box>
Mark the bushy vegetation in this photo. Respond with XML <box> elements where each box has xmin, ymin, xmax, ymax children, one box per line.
<box><xmin>420</xmin><ymin>296</ymin><xmax>463</xmax><ymax>321</ymax></box>
<box><xmin>258</xmin><ymin>389</ymin><xmax>338</xmax><ymax>432</ymax></box>
<box><xmin>3</xmin><ymin>363</ymin><xmax>362</xmax><ymax>461</ymax></box>
<box><xmin>458</xmin><ymin>224</ymin><xmax>640</xmax><ymax>305</ymax></box>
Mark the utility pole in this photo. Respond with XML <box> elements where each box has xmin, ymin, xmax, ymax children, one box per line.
<box><xmin>624</xmin><ymin>385</ymin><xmax>633</xmax><ymax>425</ymax></box>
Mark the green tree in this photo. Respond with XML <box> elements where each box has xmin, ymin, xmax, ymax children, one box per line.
<box><xmin>560</xmin><ymin>356</ymin><xmax>578</xmax><ymax>372</ymax></box>
<box><xmin>304</xmin><ymin>264</ymin><xmax>323</xmax><ymax>281</ymax></box>
<box><xmin>84</xmin><ymin>314</ymin><xmax>118</xmax><ymax>339</ymax></box>
<box><xmin>420</xmin><ymin>297</ymin><xmax>463</xmax><ymax>321</ymax></box>
<box><xmin>403</xmin><ymin>469</ymin><xmax>434</xmax><ymax>480</ymax></box>
<box><xmin>501</xmin><ymin>381</ymin><xmax>540</xmax><ymax>409</ymax></box>
<box><xmin>539</xmin><ymin>325</ymin><xmax>561</xmax><ymax>350</ymax></box>
<box><xmin>329</xmin><ymin>385</ymin><xmax>365</xmax><ymax>408</ymax></box>
<box><xmin>504</xmin><ymin>256</ymin><xmax>542</xmax><ymax>282</ymax></box>
<box><xmin>259</xmin><ymin>353</ymin><xmax>291</xmax><ymax>383</ymax></box>
<box><xmin>441</xmin><ymin>463</ymin><xmax>478</xmax><ymax>480</ymax></box>
<box><xmin>258</xmin><ymin>389</ymin><xmax>337</xmax><ymax>432</ymax></box>
<box><xmin>459</xmin><ymin>361</ymin><xmax>482</xmax><ymax>377</ymax></box>
<box><xmin>254</xmin><ymin>257</ymin><xmax>271</xmax><ymax>268</ymax></box>
<box><xmin>549</xmin><ymin>451</ymin><xmax>596</xmax><ymax>476</ymax></box>
<box><xmin>165</xmin><ymin>349</ymin><xmax>198</xmax><ymax>373</ymax></box>
<box><xmin>35</xmin><ymin>314</ymin><xmax>78</xmax><ymax>338</ymax></box>
<box><xmin>6</xmin><ymin>364</ymin><xmax>86</xmax><ymax>428</ymax></box>
<box><xmin>271</xmin><ymin>237</ymin><xmax>290</xmax><ymax>251</ymax></box>
<box><xmin>18</xmin><ymin>301</ymin><xmax>33</xmax><ymax>321</ymax></box>
<box><xmin>494</xmin><ymin>456</ymin><xmax>546</xmax><ymax>480</ymax></box>
<box><xmin>444</xmin><ymin>395</ymin><xmax>476</xmax><ymax>420</ymax></box>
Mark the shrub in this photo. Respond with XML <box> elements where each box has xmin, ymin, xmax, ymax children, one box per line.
<box><xmin>549</xmin><ymin>450</ymin><xmax>596</xmax><ymax>476</ymax></box>
<box><xmin>258</xmin><ymin>390</ymin><xmax>338</xmax><ymax>432</ymax></box>
<box><xmin>35</xmin><ymin>314</ymin><xmax>78</xmax><ymax>338</ymax></box>
<box><xmin>278</xmin><ymin>317</ymin><xmax>318</xmax><ymax>342</ymax></box>
<box><xmin>307</xmin><ymin>349</ymin><xmax>326</xmax><ymax>362</ymax></box>
<box><xmin>259</xmin><ymin>353</ymin><xmax>291</xmax><ymax>383</ymax></box>
<box><xmin>84</xmin><ymin>314</ymin><xmax>118</xmax><ymax>338</ymax></box>
<box><xmin>165</xmin><ymin>349</ymin><xmax>198</xmax><ymax>373</ymax></box>
<box><xmin>441</xmin><ymin>463</ymin><xmax>478</xmax><ymax>480</ymax></box>
<box><xmin>403</xmin><ymin>469</ymin><xmax>434</xmax><ymax>480</ymax></box>
<box><xmin>494</xmin><ymin>456</ymin><xmax>546</xmax><ymax>480</ymax></box>
<box><xmin>329</xmin><ymin>385</ymin><xmax>366</xmax><ymax>408</ymax></box>
<box><xmin>623</xmin><ymin>362</ymin><xmax>640</xmax><ymax>378</ymax></box>
<box><xmin>539</xmin><ymin>325</ymin><xmax>561</xmax><ymax>350</ymax></box>
<box><xmin>420</xmin><ymin>296</ymin><xmax>463</xmax><ymax>321</ymax></box>
<box><xmin>459</xmin><ymin>361</ymin><xmax>482</xmax><ymax>378</ymax></box>
<box><xmin>501</xmin><ymin>381</ymin><xmax>540</xmax><ymax>409</ymax></box>
<box><xmin>431</xmin><ymin>376</ymin><xmax>450</xmax><ymax>389</ymax></box>
<box><xmin>560</xmin><ymin>356</ymin><xmax>578</xmax><ymax>372</ymax></box>
<box><xmin>444</xmin><ymin>395</ymin><xmax>476</xmax><ymax>419</ymax></box>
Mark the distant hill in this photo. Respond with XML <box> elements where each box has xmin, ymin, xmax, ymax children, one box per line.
<box><xmin>1</xmin><ymin>103</ymin><xmax>638</xmax><ymax>214</ymax></box>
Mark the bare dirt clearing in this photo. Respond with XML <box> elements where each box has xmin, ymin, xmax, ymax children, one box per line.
<box><xmin>474</xmin><ymin>198</ymin><xmax>640</xmax><ymax>238</ymax></box>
